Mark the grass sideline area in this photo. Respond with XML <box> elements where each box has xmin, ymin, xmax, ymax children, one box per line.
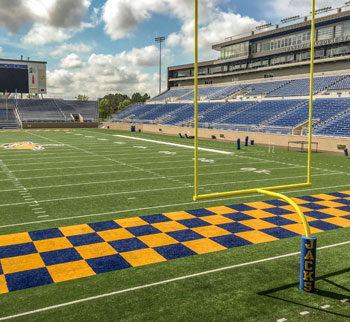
<box><xmin>0</xmin><ymin>129</ymin><xmax>349</xmax><ymax>321</ymax></box>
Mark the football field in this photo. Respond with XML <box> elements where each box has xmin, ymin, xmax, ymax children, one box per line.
<box><xmin>0</xmin><ymin>128</ymin><xmax>349</xmax><ymax>321</ymax></box>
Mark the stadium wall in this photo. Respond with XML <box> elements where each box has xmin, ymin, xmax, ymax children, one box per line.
<box><xmin>22</xmin><ymin>122</ymin><xmax>99</xmax><ymax>129</ymax></box>
<box><xmin>103</xmin><ymin>122</ymin><xmax>350</xmax><ymax>154</ymax></box>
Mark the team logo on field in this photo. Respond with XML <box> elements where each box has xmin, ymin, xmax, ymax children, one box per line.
<box><xmin>0</xmin><ymin>142</ymin><xmax>45</xmax><ymax>151</ymax></box>
<box><xmin>0</xmin><ymin>142</ymin><xmax>64</xmax><ymax>151</ymax></box>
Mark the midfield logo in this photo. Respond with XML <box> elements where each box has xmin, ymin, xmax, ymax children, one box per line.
<box><xmin>0</xmin><ymin>142</ymin><xmax>64</xmax><ymax>151</ymax></box>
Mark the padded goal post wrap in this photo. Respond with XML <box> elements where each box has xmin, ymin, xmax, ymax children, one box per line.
<box><xmin>299</xmin><ymin>235</ymin><xmax>317</xmax><ymax>292</ymax></box>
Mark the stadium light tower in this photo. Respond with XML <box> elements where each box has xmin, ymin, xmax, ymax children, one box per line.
<box><xmin>155</xmin><ymin>36</ymin><xmax>166</xmax><ymax>94</ymax></box>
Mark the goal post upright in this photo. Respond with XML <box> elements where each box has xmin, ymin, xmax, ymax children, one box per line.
<box><xmin>307</xmin><ymin>0</ymin><xmax>316</xmax><ymax>184</ymax></box>
<box><xmin>194</xmin><ymin>0</ymin><xmax>199</xmax><ymax>198</ymax></box>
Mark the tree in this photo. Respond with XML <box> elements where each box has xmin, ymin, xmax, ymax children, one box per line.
<box><xmin>118</xmin><ymin>99</ymin><xmax>131</xmax><ymax>111</ymax></box>
<box><xmin>77</xmin><ymin>94</ymin><xmax>89</xmax><ymax>101</ymax></box>
<box><xmin>98</xmin><ymin>98</ymin><xmax>113</xmax><ymax>120</ymax></box>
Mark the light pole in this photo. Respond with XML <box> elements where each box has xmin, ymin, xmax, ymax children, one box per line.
<box><xmin>155</xmin><ymin>36</ymin><xmax>166</xmax><ymax>94</ymax></box>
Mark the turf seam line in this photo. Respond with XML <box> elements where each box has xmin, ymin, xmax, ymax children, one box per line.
<box><xmin>0</xmin><ymin>240</ymin><xmax>349</xmax><ymax>321</ymax></box>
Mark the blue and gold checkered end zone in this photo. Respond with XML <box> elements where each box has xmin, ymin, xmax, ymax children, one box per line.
<box><xmin>0</xmin><ymin>191</ymin><xmax>349</xmax><ymax>294</ymax></box>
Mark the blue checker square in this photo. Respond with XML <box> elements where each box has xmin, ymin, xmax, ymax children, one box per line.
<box><xmin>304</xmin><ymin>211</ymin><xmax>333</xmax><ymax>220</ymax></box>
<box><xmin>262</xmin><ymin>216</ymin><xmax>298</xmax><ymax>226</ymax></box>
<box><xmin>263</xmin><ymin>199</ymin><xmax>288</xmax><ymax>207</ymax></box>
<box><xmin>296</xmin><ymin>195</ymin><xmax>323</xmax><ymax>202</ymax></box>
<box><xmin>0</xmin><ymin>261</ymin><xmax>3</xmax><ymax>275</ymax></box>
<box><xmin>327</xmin><ymin>192</ymin><xmax>350</xmax><ymax>198</ymax></box>
<box><xmin>223</xmin><ymin>212</ymin><xmax>255</xmax><ymax>222</ymax></box>
<box><xmin>29</xmin><ymin>228</ymin><xmax>64</xmax><ymax>241</ymax></box>
<box><xmin>167</xmin><ymin>229</ymin><xmax>204</xmax><ymax>242</ymax></box>
<box><xmin>217</xmin><ymin>222</ymin><xmax>254</xmax><ymax>234</ymax></box>
<box><xmin>67</xmin><ymin>233</ymin><xmax>104</xmax><ymax>247</ymax></box>
<box><xmin>0</xmin><ymin>243</ymin><xmax>37</xmax><ymax>259</ymax></box>
<box><xmin>261</xmin><ymin>227</ymin><xmax>299</xmax><ymax>239</ymax></box>
<box><xmin>263</xmin><ymin>207</ymin><xmax>293</xmax><ymax>216</ymax></box>
<box><xmin>88</xmin><ymin>220</ymin><xmax>121</xmax><ymax>232</ymax></box>
<box><xmin>186</xmin><ymin>209</ymin><xmax>216</xmax><ymax>217</ymax></box>
<box><xmin>140</xmin><ymin>214</ymin><xmax>171</xmax><ymax>224</ymax></box>
<box><xmin>226</xmin><ymin>204</ymin><xmax>256</xmax><ymax>212</ymax></box>
<box><xmin>211</xmin><ymin>235</ymin><xmax>251</xmax><ymax>248</ymax></box>
<box><xmin>337</xmin><ymin>206</ymin><xmax>350</xmax><ymax>212</ymax></box>
<box><xmin>126</xmin><ymin>225</ymin><xmax>161</xmax><ymax>237</ymax></box>
<box><xmin>301</xmin><ymin>203</ymin><xmax>328</xmax><ymax>210</ymax></box>
<box><xmin>5</xmin><ymin>268</ymin><xmax>53</xmax><ymax>292</ymax></box>
<box><xmin>177</xmin><ymin>218</ymin><xmax>211</xmax><ymax>228</ymax></box>
<box><xmin>87</xmin><ymin>254</ymin><xmax>131</xmax><ymax>274</ymax></box>
<box><xmin>41</xmin><ymin>248</ymin><xmax>82</xmax><ymax>266</ymax></box>
<box><xmin>154</xmin><ymin>243</ymin><xmax>196</xmax><ymax>260</ymax></box>
<box><xmin>109</xmin><ymin>238</ymin><xmax>148</xmax><ymax>253</ymax></box>
<box><xmin>344</xmin><ymin>215</ymin><xmax>350</xmax><ymax>220</ymax></box>
<box><xmin>309</xmin><ymin>220</ymin><xmax>342</xmax><ymax>231</ymax></box>
<box><xmin>332</xmin><ymin>198</ymin><xmax>350</xmax><ymax>205</ymax></box>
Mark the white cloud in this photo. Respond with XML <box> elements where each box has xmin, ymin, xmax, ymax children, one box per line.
<box><xmin>23</xmin><ymin>23</ymin><xmax>72</xmax><ymax>45</ymax></box>
<box><xmin>267</xmin><ymin>0</ymin><xmax>344</xmax><ymax>19</ymax></box>
<box><xmin>51</xmin><ymin>43</ymin><xmax>93</xmax><ymax>57</ymax></box>
<box><xmin>60</xmin><ymin>53</ymin><xmax>84</xmax><ymax>69</ymax></box>
<box><xmin>102</xmin><ymin>0</ymin><xmax>262</xmax><ymax>59</ymax></box>
<box><xmin>0</xmin><ymin>47</ymin><xmax>2</xmax><ymax>57</ymax></box>
<box><xmin>47</xmin><ymin>45</ymin><xmax>168</xmax><ymax>99</ymax></box>
<box><xmin>0</xmin><ymin>0</ymin><xmax>92</xmax><ymax>45</ymax></box>
<box><xmin>101</xmin><ymin>0</ymin><xmax>222</xmax><ymax>40</ymax></box>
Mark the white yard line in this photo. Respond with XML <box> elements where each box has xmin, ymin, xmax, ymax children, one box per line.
<box><xmin>0</xmin><ymin>165</ymin><xmax>306</xmax><ymax>194</ymax></box>
<box><xmin>113</xmin><ymin>134</ymin><xmax>234</xmax><ymax>155</ymax></box>
<box><xmin>0</xmin><ymin>240</ymin><xmax>349</xmax><ymax>321</ymax></box>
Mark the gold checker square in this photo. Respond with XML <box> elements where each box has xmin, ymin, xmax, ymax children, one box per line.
<box><xmin>163</xmin><ymin>211</ymin><xmax>195</xmax><ymax>221</ymax></box>
<box><xmin>235</xmin><ymin>230</ymin><xmax>279</xmax><ymax>244</ymax></box>
<box><xmin>239</xmin><ymin>219</ymin><xmax>277</xmax><ymax>230</ymax></box>
<box><xmin>183</xmin><ymin>238</ymin><xmax>226</xmax><ymax>254</ymax></box>
<box><xmin>200</xmin><ymin>215</ymin><xmax>234</xmax><ymax>225</ymax></box>
<box><xmin>0</xmin><ymin>275</ymin><xmax>8</xmax><ymax>294</ymax></box>
<box><xmin>138</xmin><ymin>233</ymin><xmax>178</xmax><ymax>248</ymax></box>
<box><xmin>315</xmin><ymin>200</ymin><xmax>346</xmax><ymax>208</ymax></box>
<box><xmin>319</xmin><ymin>208</ymin><xmax>350</xmax><ymax>217</ymax></box>
<box><xmin>47</xmin><ymin>260</ymin><xmax>95</xmax><ymax>283</ymax></box>
<box><xmin>121</xmin><ymin>248</ymin><xmax>166</xmax><ymax>267</ymax></box>
<box><xmin>75</xmin><ymin>242</ymin><xmax>117</xmax><ymax>259</ymax></box>
<box><xmin>152</xmin><ymin>221</ymin><xmax>187</xmax><ymax>233</ymax></box>
<box><xmin>192</xmin><ymin>226</ymin><xmax>231</xmax><ymax>238</ymax></box>
<box><xmin>97</xmin><ymin>228</ymin><xmax>134</xmax><ymax>242</ymax></box>
<box><xmin>312</xmin><ymin>194</ymin><xmax>341</xmax><ymax>201</ymax></box>
<box><xmin>282</xmin><ymin>224</ymin><xmax>323</xmax><ymax>235</ymax></box>
<box><xmin>0</xmin><ymin>232</ymin><xmax>32</xmax><ymax>247</ymax></box>
<box><xmin>242</xmin><ymin>209</ymin><xmax>276</xmax><ymax>219</ymax></box>
<box><xmin>115</xmin><ymin>217</ymin><xmax>148</xmax><ymax>228</ymax></box>
<box><xmin>323</xmin><ymin>217</ymin><xmax>350</xmax><ymax>228</ymax></box>
<box><xmin>34</xmin><ymin>237</ymin><xmax>73</xmax><ymax>253</ymax></box>
<box><xmin>60</xmin><ymin>224</ymin><xmax>95</xmax><ymax>237</ymax></box>
<box><xmin>205</xmin><ymin>206</ymin><xmax>237</xmax><ymax>215</ymax></box>
<box><xmin>244</xmin><ymin>201</ymin><xmax>276</xmax><ymax>209</ymax></box>
<box><xmin>1</xmin><ymin>253</ymin><xmax>45</xmax><ymax>274</ymax></box>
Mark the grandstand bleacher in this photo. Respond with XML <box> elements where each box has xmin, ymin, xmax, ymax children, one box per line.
<box><xmin>111</xmin><ymin>73</ymin><xmax>350</xmax><ymax>138</ymax></box>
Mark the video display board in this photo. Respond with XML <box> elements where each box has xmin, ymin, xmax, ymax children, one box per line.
<box><xmin>0</xmin><ymin>64</ymin><xmax>29</xmax><ymax>93</ymax></box>
<box><xmin>0</xmin><ymin>60</ymin><xmax>47</xmax><ymax>94</ymax></box>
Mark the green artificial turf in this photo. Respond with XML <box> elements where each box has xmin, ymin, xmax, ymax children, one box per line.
<box><xmin>0</xmin><ymin>128</ymin><xmax>349</xmax><ymax>321</ymax></box>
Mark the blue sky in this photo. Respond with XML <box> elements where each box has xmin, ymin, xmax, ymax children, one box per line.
<box><xmin>0</xmin><ymin>0</ymin><xmax>341</xmax><ymax>99</ymax></box>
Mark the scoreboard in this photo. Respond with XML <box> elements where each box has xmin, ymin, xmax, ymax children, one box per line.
<box><xmin>0</xmin><ymin>59</ymin><xmax>47</xmax><ymax>94</ymax></box>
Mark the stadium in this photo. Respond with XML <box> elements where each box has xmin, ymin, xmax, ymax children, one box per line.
<box><xmin>0</xmin><ymin>2</ymin><xmax>349</xmax><ymax>322</ymax></box>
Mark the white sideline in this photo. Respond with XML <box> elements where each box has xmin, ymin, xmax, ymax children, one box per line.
<box><xmin>0</xmin><ymin>240</ymin><xmax>349</xmax><ymax>321</ymax></box>
<box><xmin>113</xmin><ymin>134</ymin><xmax>234</xmax><ymax>155</ymax></box>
